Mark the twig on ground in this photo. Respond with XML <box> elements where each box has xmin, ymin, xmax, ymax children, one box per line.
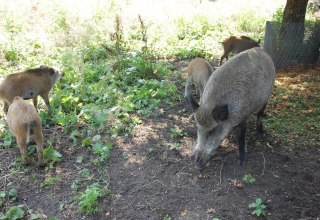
<box><xmin>0</xmin><ymin>172</ymin><xmax>25</xmax><ymax>180</ymax></box>
<box><xmin>266</xmin><ymin>142</ymin><xmax>273</xmax><ymax>149</ymax></box>
<box><xmin>260</xmin><ymin>152</ymin><xmax>266</xmax><ymax>177</ymax></box>
<box><xmin>219</xmin><ymin>157</ymin><xmax>227</xmax><ymax>185</ymax></box>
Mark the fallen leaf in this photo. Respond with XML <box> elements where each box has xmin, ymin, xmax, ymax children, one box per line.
<box><xmin>181</xmin><ymin>210</ymin><xmax>188</xmax><ymax>216</ymax></box>
<box><xmin>207</xmin><ymin>208</ymin><xmax>216</xmax><ymax>213</ymax></box>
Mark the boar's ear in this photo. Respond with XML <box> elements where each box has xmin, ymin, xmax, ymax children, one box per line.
<box><xmin>186</xmin><ymin>94</ymin><xmax>199</xmax><ymax>113</ymax></box>
<box><xmin>212</xmin><ymin>104</ymin><xmax>228</xmax><ymax>121</ymax></box>
<box><xmin>48</xmin><ymin>68</ymin><xmax>55</xmax><ymax>76</ymax></box>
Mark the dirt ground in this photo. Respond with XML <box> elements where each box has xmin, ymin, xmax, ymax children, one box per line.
<box><xmin>1</xmin><ymin>96</ymin><xmax>319</xmax><ymax>219</ymax></box>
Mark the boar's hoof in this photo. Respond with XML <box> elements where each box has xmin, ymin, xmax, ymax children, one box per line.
<box><xmin>238</xmin><ymin>153</ymin><xmax>246</xmax><ymax>165</ymax></box>
<box><xmin>195</xmin><ymin>153</ymin><xmax>207</xmax><ymax>171</ymax></box>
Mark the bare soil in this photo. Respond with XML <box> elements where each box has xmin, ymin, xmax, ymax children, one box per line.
<box><xmin>1</xmin><ymin>97</ymin><xmax>319</xmax><ymax>220</ymax></box>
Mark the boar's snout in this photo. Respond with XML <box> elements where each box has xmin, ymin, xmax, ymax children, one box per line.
<box><xmin>194</xmin><ymin>150</ymin><xmax>208</xmax><ymax>171</ymax></box>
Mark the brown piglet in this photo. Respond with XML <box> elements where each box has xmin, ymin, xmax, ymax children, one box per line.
<box><xmin>0</xmin><ymin>65</ymin><xmax>63</xmax><ymax>114</ymax></box>
<box><xmin>7</xmin><ymin>96</ymin><xmax>44</xmax><ymax>166</ymax></box>
<box><xmin>220</xmin><ymin>36</ymin><xmax>260</xmax><ymax>66</ymax></box>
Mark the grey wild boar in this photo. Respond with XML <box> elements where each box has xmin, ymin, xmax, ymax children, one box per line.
<box><xmin>188</xmin><ymin>47</ymin><xmax>275</xmax><ymax>170</ymax></box>
<box><xmin>7</xmin><ymin>96</ymin><xmax>44</xmax><ymax>166</ymax></box>
<box><xmin>184</xmin><ymin>58</ymin><xmax>213</xmax><ymax>106</ymax></box>
<box><xmin>220</xmin><ymin>36</ymin><xmax>260</xmax><ymax>66</ymax></box>
<box><xmin>0</xmin><ymin>65</ymin><xmax>63</xmax><ymax>114</ymax></box>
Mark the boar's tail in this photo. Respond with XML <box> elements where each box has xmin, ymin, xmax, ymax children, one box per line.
<box><xmin>25</xmin><ymin>121</ymin><xmax>37</xmax><ymax>143</ymax></box>
<box><xmin>185</xmin><ymin>76</ymin><xmax>199</xmax><ymax>113</ymax></box>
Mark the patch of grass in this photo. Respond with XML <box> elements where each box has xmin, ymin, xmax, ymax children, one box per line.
<box><xmin>265</xmin><ymin>67</ymin><xmax>320</xmax><ymax>149</ymax></box>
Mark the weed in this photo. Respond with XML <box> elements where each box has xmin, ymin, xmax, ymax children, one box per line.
<box><xmin>0</xmin><ymin>205</ymin><xmax>25</xmax><ymax>220</ymax></box>
<box><xmin>40</xmin><ymin>176</ymin><xmax>62</xmax><ymax>188</ymax></box>
<box><xmin>77</xmin><ymin>183</ymin><xmax>102</xmax><ymax>214</ymax></box>
<box><xmin>0</xmin><ymin>126</ymin><xmax>13</xmax><ymax>148</ymax></box>
<box><xmin>170</xmin><ymin>128</ymin><xmax>186</xmax><ymax>138</ymax></box>
<box><xmin>163</xmin><ymin>214</ymin><xmax>172</xmax><ymax>220</ymax></box>
<box><xmin>76</xmin><ymin>155</ymin><xmax>84</xmax><ymax>164</ymax></box>
<box><xmin>80</xmin><ymin>168</ymin><xmax>91</xmax><ymax>179</ymax></box>
<box><xmin>242</xmin><ymin>173</ymin><xmax>256</xmax><ymax>184</ymax></box>
<box><xmin>71</xmin><ymin>180</ymin><xmax>80</xmax><ymax>193</ymax></box>
<box><xmin>249</xmin><ymin>198</ymin><xmax>267</xmax><ymax>217</ymax></box>
<box><xmin>43</xmin><ymin>145</ymin><xmax>62</xmax><ymax>166</ymax></box>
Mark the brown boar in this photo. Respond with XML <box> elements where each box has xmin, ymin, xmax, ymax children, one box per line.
<box><xmin>220</xmin><ymin>36</ymin><xmax>260</xmax><ymax>66</ymax></box>
<box><xmin>7</xmin><ymin>96</ymin><xmax>44</xmax><ymax>166</ymax></box>
<box><xmin>184</xmin><ymin>58</ymin><xmax>213</xmax><ymax>109</ymax></box>
<box><xmin>0</xmin><ymin>65</ymin><xmax>63</xmax><ymax>114</ymax></box>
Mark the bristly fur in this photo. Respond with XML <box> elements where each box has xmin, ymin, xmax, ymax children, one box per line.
<box><xmin>192</xmin><ymin>47</ymin><xmax>275</xmax><ymax>170</ymax></box>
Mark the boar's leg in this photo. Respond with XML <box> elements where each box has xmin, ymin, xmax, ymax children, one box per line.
<box><xmin>17</xmin><ymin>135</ymin><xmax>30</xmax><ymax>165</ymax></box>
<box><xmin>236</xmin><ymin>121</ymin><xmax>247</xmax><ymax>165</ymax></box>
<box><xmin>34</xmin><ymin>128</ymin><xmax>44</xmax><ymax>167</ymax></box>
<box><xmin>219</xmin><ymin>53</ymin><xmax>230</xmax><ymax>66</ymax></box>
<box><xmin>41</xmin><ymin>92</ymin><xmax>51</xmax><ymax>113</ymax></box>
<box><xmin>33</xmin><ymin>96</ymin><xmax>38</xmax><ymax>112</ymax></box>
<box><xmin>256</xmin><ymin>104</ymin><xmax>266</xmax><ymax>140</ymax></box>
<box><xmin>3</xmin><ymin>101</ymin><xmax>9</xmax><ymax>114</ymax></box>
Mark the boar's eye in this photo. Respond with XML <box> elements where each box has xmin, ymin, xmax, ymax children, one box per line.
<box><xmin>48</xmin><ymin>68</ymin><xmax>55</xmax><ymax>75</ymax></box>
<box><xmin>208</xmin><ymin>127</ymin><xmax>216</xmax><ymax>136</ymax></box>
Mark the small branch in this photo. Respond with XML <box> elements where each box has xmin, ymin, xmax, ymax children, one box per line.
<box><xmin>219</xmin><ymin>157</ymin><xmax>227</xmax><ymax>185</ymax></box>
<box><xmin>266</xmin><ymin>142</ymin><xmax>273</xmax><ymax>149</ymax></box>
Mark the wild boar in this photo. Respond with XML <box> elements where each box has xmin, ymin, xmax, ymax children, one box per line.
<box><xmin>188</xmin><ymin>47</ymin><xmax>275</xmax><ymax>171</ymax></box>
<box><xmin>184</xmin><ymin>58</ymin><xmax>213</xmax><ymax>107</ymax></box>
<box><xmin>0</xmin><ymin>65</ymin><xmax>63</xmax><ymax>114</ymax></box>
<box><xmin>220</xmin><ymin>36</ymin><xmax>261</xmax><ymax>66</ymax></box>
<box><xmin>7</xmin><ymin>96</ymin><xmax>44</xmax><ymax>166</ymax></box>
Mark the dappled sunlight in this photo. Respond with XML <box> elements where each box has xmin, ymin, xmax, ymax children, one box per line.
<box><xmin>266</xmin><ymin>66</ymin><xmax>320</xmax><ymax>148</ymax></box>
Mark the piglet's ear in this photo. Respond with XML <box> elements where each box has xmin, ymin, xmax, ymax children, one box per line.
<box><xmin>212</xmin><ymin>104</ymin><xmax>228</xmax><ymax>121</ymax></box>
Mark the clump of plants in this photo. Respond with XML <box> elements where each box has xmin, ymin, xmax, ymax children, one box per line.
<box><xmin>249</xmin><ymin>198</ymin><xmax>267</xmax><ymax>217</ymax></box>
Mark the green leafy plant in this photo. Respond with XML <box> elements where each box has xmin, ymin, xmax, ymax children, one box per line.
<box><xmin>43</xmin><ymin>146</ymin><xmax>62</xmax><ymax>165</ymax></box>
<box><xmin>0</xmin><ymin>205</ymin><xmax>25</xmax><ymax>220</ymax></box>
<box><xmin>40</xmin><ymin>176</ymin><xmax>62</xmax><ymax>188</ymax></box>
<box><xmin>71</xmin><ymin>180</ymin><xmax>80</xmax><ymax>193</ymax></box>
<box><xmin>243</xmin><ymin>173</ymin><xmax>256</xmax><ymax>184</ymax></box>
<box><xmin>80</xmin><ymin>168</ymin><xmax>91</xmax><ymax>179</ymax></box>
<box><xmin>77</xmin><ymin>183</ymin><xmax>102</xmax><ymax>214</ymax></box>
<box><xmin>163</xmin><ymin>214</ymin><xmax>172</xmax><ymax>220</ymax></box>
<box><xmin>170</xmin><ymin>127</ymin><xmax>186</xmax><ymax>138</ymax></box>
<box><xmin>249</xmin><ymin>198</ymin><xmax>267</xmax><ymax>217</ymax></box>
<box><xmin>0</xmin><ymin>127</ymin><xmax>13</xmax><ymax>148</ymax></box>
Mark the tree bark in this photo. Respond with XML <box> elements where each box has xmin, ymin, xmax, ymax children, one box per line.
<box><xmin>281</xmin><ymin>0</ymin><xmax>309</xmax><ymax>24</ymax></box>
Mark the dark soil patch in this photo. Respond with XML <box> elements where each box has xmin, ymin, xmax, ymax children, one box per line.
<box><xmin>1</xmin><ymin>77</ymin><xmax>320</xmax><ymax>220</ymax></box>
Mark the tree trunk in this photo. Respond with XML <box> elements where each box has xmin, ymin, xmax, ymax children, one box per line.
<box><xmin>277</xmin><ymin>0</ymin><xmax>309</xmax><ymax>67</ymax></box>
<box><xmin>281</xmin><ymin>0</ymin><xmax>309</xmax><ymax>24</ymax></box>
